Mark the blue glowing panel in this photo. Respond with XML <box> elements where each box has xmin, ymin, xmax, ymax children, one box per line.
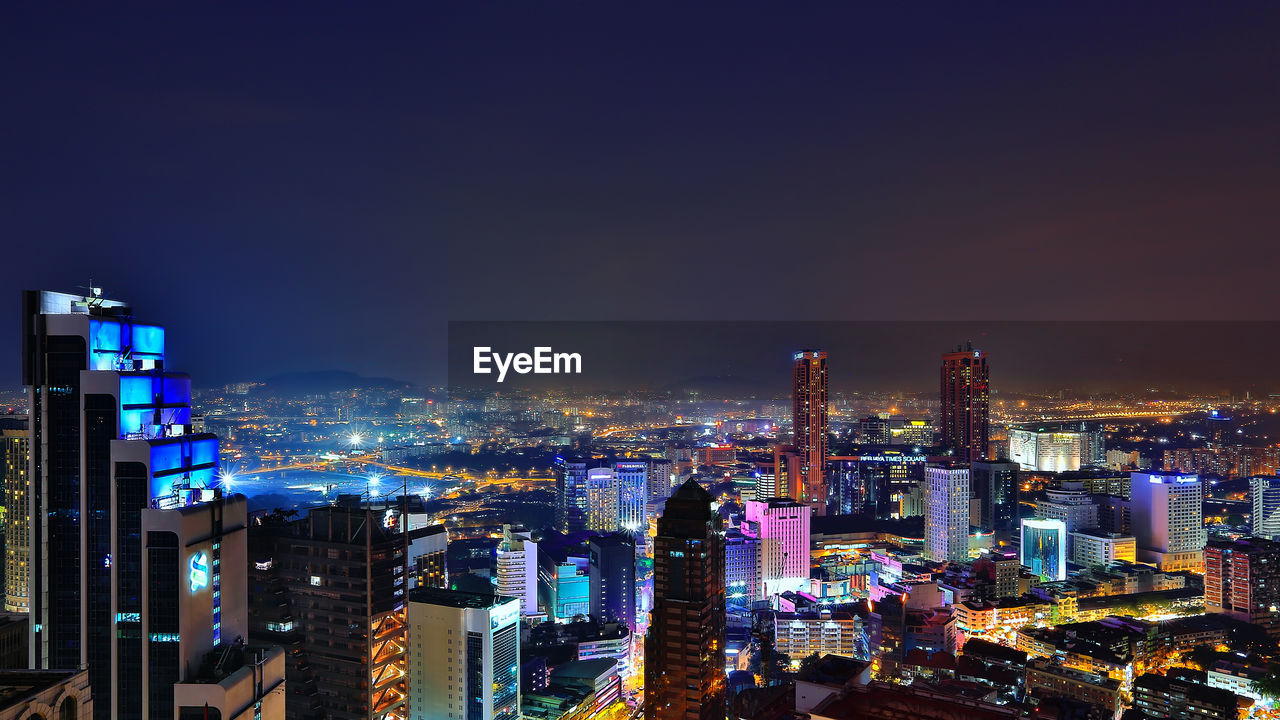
<box><xmin>120</xmin><ymin>376</ymin><xmax>155</xmax><ymax>407</ymax></box>
<box><xmin>190</xmin><ymin>438</ymin><xmax>218</xmax><ymax>466</ymax></box>
<box><xmin>88</xmin><ymin>320</ymin><xmax>166</xmax><ymax>371</ymax></box>
<box><xmin>151</xmin><ymin>443</ymin><xmax>185</xmax><ymax>475</ymax></box>
<box><xmin>162</xmin><ymin>376</ymin><xmax>191</xmax><ymax>405</ymax></box>
<box><xmin>88</xmin><ymin>319</ymin><xmax>122</xmax><ymax>370</ymax></box>
<box><xmin>130</xmin><ymin>324</ymin><xmax>165</xmax><ymax>358</ymax></box>
<box><xmin>121</xmin><ymin>410</ymin><xmax>148</xmax><ymax>437</ymax></box>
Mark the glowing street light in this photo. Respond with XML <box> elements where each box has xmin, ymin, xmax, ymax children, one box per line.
<box><xmin>347</xmin><ymin>431</ymin><xmax>365</xmax><ymax>450</ymax></box>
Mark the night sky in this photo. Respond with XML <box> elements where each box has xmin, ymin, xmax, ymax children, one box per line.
<box><xmin>5</xmin><ymin>4</ymin><xmax>1279</xmax><ymax>388</ymax></box>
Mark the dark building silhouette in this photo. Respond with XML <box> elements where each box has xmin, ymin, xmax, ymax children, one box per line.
<box><xmin>645</xmin><ymin>479</ymin><xmax>726</xmax><ymax>720</ymax></box>
<box><xmin>589</xmin><ymin>534</ymin><xmax>636</xmax><ymax>631</ymax></box>
<box><xmin>940</xmin><ymin>344</ymin><xmax>990</xmax><ymax>463</ymax></box>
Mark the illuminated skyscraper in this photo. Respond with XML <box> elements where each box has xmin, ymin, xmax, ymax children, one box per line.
<box><xmin>1131</xmin><ymin>471</ymin><xmax>1207</xmax><ymax>573</ymax></box>
<box><xmin>645</xmin><ymin>479</ymin><xmax>725</xmax><ymax>720</ymax></box>
<box><xmin>20</xmin><ymin>290</ymin><xmax>284</xmax><ymax>720</ymax></box>
<box><xmin>792</xmin><ymin>350</ymin><xmax>828</xmax><ymax>510</ymax></box>
<box><xmin>924</xmin><ymin>465</ymin><xmax>970</xmax><ymax>563</ymax></box>
<box><xmin>940</xmin><ymin>344</ymin><xmax>989</xmax><ymax>463</ymax></box>
<box><xmin>0</xmin><ymin>416</ymin><xmax>28</xmax><ymax>613</ymax></box>
<box><xmin>586</xmin><ymin>461</ymin><xmax>647</xmax><ymax>532</ymax></box>
<box><xmin>1020</xmin><ymin>518</ymin><xmax>1067</xmax><ymax>582</ymax></box>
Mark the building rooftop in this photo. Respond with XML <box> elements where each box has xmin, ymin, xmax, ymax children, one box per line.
<box><xmin>0</xmin><ymin>670</ymin><xmax>85</xmax><ymax>709</ymax></box>
<box><xmin>408</xmin><ymin>587</ymin><xmax>511</xmax><ymax>609</ymax></box>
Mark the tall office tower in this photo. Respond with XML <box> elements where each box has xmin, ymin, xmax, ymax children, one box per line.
<box><xmin>859</xmin><ymin>415</ymin><xmax>890</xmax><ymax>445</ymax></box>
<box><xmin>970</xmin><ymin>459</ymin><xmax>1019</xmax><ymax>538</ymax></box>
<box><xmin>0</xmin><ymin>416</ymin><xmax>28</xmax><ymax>613</ymax></box>
<box><xmin>407</xmin><ymin>589</ymin><xmax>521</xmax><ymax>720</ymax></box>
<box><xmin>496</xmin><ymin>525</ymin><xmax>539</xmax><ymax>617</ymax></box>
<box><xmin>138</xmin><ymin>486</ymin><xmax>286</xmax><ymax>720</ymax></box>
<box><xmin>792</xmin><ymin>351</ymin><xmax>828</xmax><ymax>511</ymax></box>
<box><xmin>645</xmin><ymin>479</ymin><xmax>726</xmax><ymax>720</ymax></box>
<box><xmin>1020</xmin><ymin>518</ymin><xmax>1067</xmax><ymax>582</ymax></box>
<box><xmin>724</xmin><ymin>528</ymin><xmax>761</xmax><ymax>605</ymax></box>
<box><xmin>21</xmin><ymin>289</ymin><xmax>285</xmax><ymax>720</ymax></box>
<box><xmin>1251</xmin><ymin>476</ymin><xmax>1280</xmax><ymax>540</ymax></box>
<box><xmin>555</xmin><ymin>455</ymin><xmax>594</xmax><ymax>533</ymax></box>
<box><xmin>1205</xmin><ymin>538</ymin><xmax>1280</xmax><ymax>640</ymax></box>
<box><xmin>1131</xmin><ymin>471</ymin><xmax>1207</xmax><ymax>573</ymax></box>
<box><xmin>269</xmin><ymin>506</ymin><xmax>413</xmax><ymax>720</ymax></box>
<box><xmin>1034</xmin><ymin>481</ymin><xmax>1099</xmax><ymax>554</ymax></box>
<box><xmin>940</xmin><ymin>344</ymin><xmax>989</xmax><ymax>463</ymax></box>
<box><xmin>924</xmin><ymin>465</ymin><xmax>970</xmax><ymax>563</ymax></box>
<box><xmin>589</xmin><ymin>534</ymin><xmax>636</xmax><ymax>630</ymax></box>
<box><xmin>22</xmin><ymin>289</ymin><xmax>143</xmax><ymax>686</ymax></box>
<box><xmin>410</xmin><ymin>523</ymin><xmax>449</xmax><ymax>589</ymax></box>
<box><xmin>743</xmin><ymin>498</ymin><xmax>811</xmax><ymax>597</ymax></box>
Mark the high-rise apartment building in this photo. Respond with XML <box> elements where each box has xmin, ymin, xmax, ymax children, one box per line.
<box><xmin>1020</xmin><ymin>518</ymin><xmax>1067</xmax><ymax>582</ymax></box>
<box><xmin>645</xmin><ymin>479</ymin><xmax>725</xmax><ymax>720</ymax></box>
<box><xmin>646</xmin><ymin>458</ymin><xmax>675</xmax><ymax>506</ymax></box>
<box><xmin>407</xmin><ymin>589</ymin><xmax>521</xmax><ymax>720</ymax></box>
<box><xmin>1250</xmin><ymin>476</ymin><xmax>1280</xmax><ymax>540</ymax></box>
<box><xmin>971</xmin><ymin>459</ymin><xmax>1019</xmax><ymax>538</ymax></box>
<box><xmin>743</xmin><ymin>498</ymin><xmax>811</xmax><ymax>597</ymax></box>
<box><xmin>258</xmin><ymin>505</ymin><xmax>414</xmax><ymax>720</ymax></box>
<box><xmin>0</xmin><ymin>417</ymin><xmax>28</xmax><ymax>613</ymax></box>
<box><xmin>940</xmin><ymin>345</ymin><xmax>989</xmax><ymax>463</ymax></box>
<box><xmin>1205</xmin><ymin>537</ymin><xmax>1280</xmax><ymax>640</ymax></box>
<box><xmin>496</xmin><ymin>525</ymin><xmax>539</xmax><ymax>617</ymax></box>
<box><xmin>1130</xmin><ymin>471</ymin><xmax>1207</xmax><ymax>573</ymax></box>
<box><xmin>924</xmin><ymin>465</ymin><xmax>970</xmax><ymax>563</ymax></box>
<box><xmin>589</xmin><ymin>534</ymin><xmax>636</xmax><ymax>631</ymax></box>
<box><xmin>792</xmin><ymin>351</ymin><xmax>828</xmax><ymax>511</ymax></box>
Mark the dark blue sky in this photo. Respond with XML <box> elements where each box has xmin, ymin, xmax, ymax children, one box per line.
<box><xmin>4</xmin><ymin>4</ymin><xmax>1279</xmax><ymax>386</ymax></box>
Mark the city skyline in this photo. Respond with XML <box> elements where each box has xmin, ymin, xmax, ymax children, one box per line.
<box><xmin>7</xmin><ymin>4</ymin><xmax>1280</xmax><ymax>719</ymax></box>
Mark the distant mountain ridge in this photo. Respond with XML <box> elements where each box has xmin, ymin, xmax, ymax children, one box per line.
<box><xmin>257</xmin><ymin>370</ymin><xmax>409</xmax><ymax>394</ymax></box>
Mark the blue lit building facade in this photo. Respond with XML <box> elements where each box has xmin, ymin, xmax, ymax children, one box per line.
<box><xmin>554</xmin><ymin>560</ymin><xmax>590</xmax><ymax>620</ymax></box>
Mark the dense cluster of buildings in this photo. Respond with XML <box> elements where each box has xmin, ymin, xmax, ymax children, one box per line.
<box><xmin>3</xmin><ymin>291</ymin><xmax>1280</xmax><ymax>720</ymax></box>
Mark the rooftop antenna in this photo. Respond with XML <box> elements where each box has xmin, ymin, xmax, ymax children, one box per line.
<box><xmin>77</xmin><ymin>279</ymin><xmax>106</xmax><ymax>309</ymax></box>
